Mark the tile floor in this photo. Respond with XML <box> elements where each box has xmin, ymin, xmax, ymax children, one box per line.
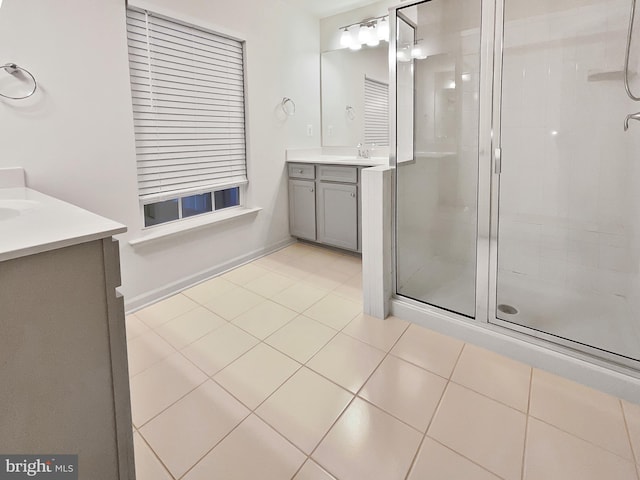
<box><xmin>126</xmin><ymin>242</ymin><xmax>640</xmax><ymax>480</ymax></box>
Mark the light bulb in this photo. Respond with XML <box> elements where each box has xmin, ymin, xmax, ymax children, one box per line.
<box><xmin>411</xmin><ymin>40</ymin><xmax>428</xmax><ymax>60</ymax></box>
<box><xmin>377</xmin><ymin>17</ymin><xmax>389</xmax><ymax>41</ymax></box>
<box><xmin>340</xmin><ymin>28</ymin><xmax>351</xmax><ymax>48</ymax></box>
<box><xmin>358</xmin><ymin>24</ymin><xmax>371</xmax><ymax>45</ymax></box>
<box><xmin>366</xmin><ymin>26</ymin><xmax>379</xmax><ymax>47</ymax></box>
<box><xmin>396</xmin><ymin>46</ymin><xmax>411</xmax><ymax>62</ymax></box>
<box><xmin>411</xmin><ymin>45</ymin><xmax>426</xmax><ymax>59</ymax></box>
<box><xmin>348</xmin><ymin>25</ymin><xmax>361</xmax><ymax>49</ymax></box>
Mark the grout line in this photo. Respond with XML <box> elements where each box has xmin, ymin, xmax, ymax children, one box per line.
<box><xmin>520</xmin><ymin>368</ymin><xmax>534</xmax><ymax>480</ymax></box>
<box><xmin>401</xmin><ymin>346</ymin><xmax>463</xmax><ymax>480</ymax></box>
<box><xmin>621</xmin><ymin>399</ymin><xmax>640</xmax><ymax>471</ymax></box>
<box><xmin>135</xmin><ymin>425</ymin><xmax>178</xmax><ymax>480</ymax></box>
<box><xmin>175</xmin><ymin>411</ymin><xmax>253</xmax><ymax>480</ymax></box>
<box><xmin>529</xmin><ymin>414</ymin><xmax>637</xmax><ymax>463</ymax></box>
<box><xmin>133</xmin><ymin>377</ymin><xmax>207</xmax><ymax>430</ymax></box>
<box><xmin>425</xmin><ymin>435</ymin><xmax>509</xmax><ymax>480</ymax></box>
<box><xmin>410</xmin><ymin>342</ymin><xmax>466</xmax><ymax>475</ymax></box>
<box><xmin>446</xmin><ymin>376</ymin><xmax>530</xmax><ymax>415</ymax></box>
<box><xmin>304</xmin><ymin>394</ymin><xmax>358</xmax><ymax>477</ymax></box>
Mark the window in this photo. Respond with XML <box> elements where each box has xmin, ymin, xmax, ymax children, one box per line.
<box><xmin>364</xmin><ymin>76</ymin><xmax>389</xmax><ymax>146</ymax></box>
<box><xmin>125</xmin><ymin>8</ymin><xmax>247</xmax><ymax>227</ymax></box>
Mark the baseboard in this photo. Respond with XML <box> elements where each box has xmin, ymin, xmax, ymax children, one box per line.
<box><xmin>124</xmin><ymin>237</ymin><xmax>296</xmax><ymax>313</ymax></box>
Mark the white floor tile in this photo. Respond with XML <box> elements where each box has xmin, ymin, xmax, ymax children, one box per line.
<box><xmin>303</xmin><ymin>293</ymin><xmax>362</xmax><ymax>330</ymax></box>
<box><xmin>139</xmin><ymin>380</ymin><xmax>249</xmax><ymax>478</ymax></box>
<box><xmin>265</xmin><ymin>315</ymin><xmax>338</xmax><ymax>364</ymax></box>
<box><xmin>360</xmin><ymin>355</ymin><xmax>447</xmax><ymax>432</ymax></box>
<box><xmin>428</xmin><ymin>383</ymin><xmax>527</xmax><ymax>480</ymax></box>
<box><xmin>409</xmin><ymin>437</ymin><xmax>501</xmax><ymax>480</ymax></box>
<box><xmin>530</xmin><ymin>369</ymin><xmax>633</xmax><ymax>460</ymax></box>
<box><xmin>204</xmin><ymin>287</ymin><xmax>265</xmax><ymax>321</ymax></box>
<box><xmin>135</xmin><ymin>294</ymin><xmax>200</xmax><ymax>328</ymax></box>
<box><xmin>524</xmin><ymin>417</ymin><xmax>638</xmax><ymax>480</ymax></box>
<box><xmin>293</xmin><ymin>460</ymin><xmax>337</xmax><ymax>480</ymax></box>
<box><xmin>307</xmin><ymin>333</ymin><xmax>385</xmax><ymax>393</ymax></box>
<box><xmin>182</xmin><ymin>277</ymin><xmax>236</xmax><ymax>305</ymax></box>
<box><xmin>272</xmin><ymin>282</ymin><xmax>329</xmax><ymax>313</ymax></box>
<box><xmin>452</xmin><ymin>343</ymin><xmax>531</xmax><ymax>412</ymax></box>
<box><xmin>342</xmin><ymin>314</ymin><xmax>409</xmax><ymax>352</ymax></box>
<box><xmin>155</xmin><ymin>306</ymin><xmax>226</xmax><ymax>350</ymax></box>
<box><xmin>130</xmin><ymin>352</ymin><xmax>207</xmax><ymax>427</ymax></box>
<box><xmin>182</xmin><ymin>414</ymin><xmax>306</xmax><ymax>480</ymax></box>
<box><xmin>126</xmin><ymin>314</ymin><xmax>150</xmax><ymax>341</ymax></box>
<box><xmin>313</xmin><ymin>397</ymin><xmax>422</xmax><ymax>480</ymax></box>
<box><xmin>391</xmin><ymin>323</ymin><xmax>464</xmax><ymax>378</ymax></box>
<box><xmin>182</xmin><ymin>323</ymin><xmax>259</xmax><ymax>376</ymax></box>
<box><xmin>232</xmin><ymin>300</ymin><xmax>298</xmax><ymax>339</ymax></box>
<box><xmin>126</xmin><ymin>243</ymin><xmax>637</xmax><ymax>480</ymax></box>
<box><xmin>256</xmin><ymin>367</ymin><xmax>352</xmax><ymax>454</ymax></box>
<box><xmin>133</xmin><ymin>431</ymin><xmax>172</xmax><ymax>480</ymax></box>
<box><xmin>214</xmin><ymin>343</ymin><xmax>300</xmax><ymax>409</ymax></box>
<box><xmin>127</xmin><ymin>330</ymin><xmax>175</xmax><ymax>377</ymax></box>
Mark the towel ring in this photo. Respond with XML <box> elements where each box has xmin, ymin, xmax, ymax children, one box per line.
<box><xmin>281</xmin><ymin>97</ymin><xmax>296</xmax><ymax>116</ymax></box>
<box><xmin>0</xmin><ymin>63</ymin><xmax>38</xmax><ymax>100</ymax></box>
<box><xmin>346</xmin><ymin>105</ymin><xmax>356</xmax><ymax>120</ymax></box>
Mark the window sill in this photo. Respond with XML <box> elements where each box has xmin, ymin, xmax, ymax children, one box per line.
<box><xmin>128</xmin><ymin>206</ymin><xmax>261</xmax><ymax>247</ymax></box>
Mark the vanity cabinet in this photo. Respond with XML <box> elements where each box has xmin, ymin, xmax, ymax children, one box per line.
<box><xmin>0</xmin><ymin>237</ymin><xmax>134</xmax><ymax>480</ymax></box>
<box><xmin>288</xmin><ymin>178</ymin><xmax>316</xmax><ymax>240</ymax></box>
<box><xmin>288</xmin><ymin>162</ymin><xmax>360</xmax><ymax>252</ymax></box>
<box><xmin>0</xmin><ymin>180</ymin><xmax>133</xmax><ymax>480</ymax></box>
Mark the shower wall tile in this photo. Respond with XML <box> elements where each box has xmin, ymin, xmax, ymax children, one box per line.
<box><xmin>497</xmin><ymin>1</ymin><xmax>637</xmax><ymax>300</ymax></box>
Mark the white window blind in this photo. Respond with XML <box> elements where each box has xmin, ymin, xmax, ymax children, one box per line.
<box><xmin>126</xmin><ymin>8</ymin><xmax>247</xmax><ymax>200</ymax></box>
<box><xmin>364</xmin><ymin>76</ymin><xmax>389</xmax><ymax>147</ymax></box>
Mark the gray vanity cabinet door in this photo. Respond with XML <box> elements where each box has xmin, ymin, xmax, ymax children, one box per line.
<box><xmin>289</xmin><ymin>179</ymin><xmax>316</xmax><ymax>240</ymax></box>
<box><xmin>317</xmin><ymin>182</ymin><xmax>358</xmax><ymax>250</ymax></box>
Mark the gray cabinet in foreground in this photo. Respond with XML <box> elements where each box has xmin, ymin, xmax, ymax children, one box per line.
<box><xmin>0</xmin><ymin>238</ymin><xmax>134</xmax><ymax>480</ymax></box>
<box><xmin>288</xmin><ymin>162</ymin><xmax>361</xmax><ymax>252</ymax></box>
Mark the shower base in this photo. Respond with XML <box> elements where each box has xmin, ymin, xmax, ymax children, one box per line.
<box><xmin>397</xmin><ymin>259</ymin><xmax>640</xmax><ymax>362</ymax></box>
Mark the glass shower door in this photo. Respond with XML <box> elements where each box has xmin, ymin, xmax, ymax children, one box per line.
<box><xmin>493</xmin><ymin>0</ymin><xmax>640</xmax><ymax>362</ymax></box>
<box><xmin>395</xmin><ymin>0</ymin><xmax>482</xmax><ymax>317</ymax></box>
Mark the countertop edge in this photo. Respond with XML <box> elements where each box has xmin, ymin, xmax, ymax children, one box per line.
<box><xmin>0</xmin><ymin>226</ymin><xmax>127</xmax><ymax>263</ymax></box>
<box><xmin>286</xmin><ymin>158</ymin><xmax>386</xmax><ymax>167</ymax></box>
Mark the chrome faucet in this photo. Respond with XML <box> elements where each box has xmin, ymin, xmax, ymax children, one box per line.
<box><xmin>624</xmin><ymin>111</ymin><xmax>640</xmax><ymax>131</ymax></box>
<box><xmin>357</xmin><ymin>143</ymin><xmax>371</xmax><ymax>158</ymax></box>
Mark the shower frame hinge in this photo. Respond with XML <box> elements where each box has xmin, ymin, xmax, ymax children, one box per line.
<box><xmin>494</xmin><ymin>147</ymin><xmax>502</xmax><ymax>174</ymax></box>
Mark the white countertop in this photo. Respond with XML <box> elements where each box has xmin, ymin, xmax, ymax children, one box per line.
<box><xmin>0</xmin><ymin>187</ymin><xmax>127</xmax><ymax>262</ymax></box>
<box><xmin>286</xmin><ymin>155</ymin><xmax>387</xmax><ymax>167</ymax></box>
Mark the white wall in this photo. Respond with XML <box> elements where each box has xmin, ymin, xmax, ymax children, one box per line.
<box><xmin>0</xmin><ymin>0</ymin><xmax>321</xmax><ymax>309</ymax></box>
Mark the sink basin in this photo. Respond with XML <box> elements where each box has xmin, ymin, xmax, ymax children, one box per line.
<box><xmin>0</xmin><ymin>199</ymin><xmax>39</xmax><ymax>211</ymax></box>
<box><xmin>0</xmin><ymin>208</ymin><xmax>20</xmax><ymax>220</ymax></box>
<box><xmin>0</xmin><ymin>199</ymin><xmax>39</xmax><ymax>220</ymax></box>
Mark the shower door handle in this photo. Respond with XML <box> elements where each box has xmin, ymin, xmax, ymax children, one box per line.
<box><xmin>494</xmin><ymin>147</ymin><xmax>502</xmax><ymax>174</ymax></box>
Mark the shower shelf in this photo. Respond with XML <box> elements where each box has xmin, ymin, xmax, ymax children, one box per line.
<box><xmin>587</xmin><ymin>69</ymin><xmax>636</xmax><ymax>81</ymax></box>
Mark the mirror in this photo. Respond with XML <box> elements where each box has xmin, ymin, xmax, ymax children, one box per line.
<box><xmin>321</xmin><ymin>46</ymin><xmax>388</xmax><ymax>147</ymax></box>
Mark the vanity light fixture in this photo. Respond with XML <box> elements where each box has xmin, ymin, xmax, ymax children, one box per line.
<box><xmin>339</xmin><ymin>15</ymin><xmax>389</xmax><ymax>50</ymax></box>
<box><xmin>398</xmin><ymin>39</ymin><xmax>430</xmax><ymax>62</ymax></box>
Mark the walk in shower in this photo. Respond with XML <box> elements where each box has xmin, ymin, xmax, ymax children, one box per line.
<box><xmin>393</xmin><ymin>0</ymin><xmax>640</xmax><ymax>367</ymax></box>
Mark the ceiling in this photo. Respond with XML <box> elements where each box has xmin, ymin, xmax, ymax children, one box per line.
<box><xmin>297</xmin><ymin>0</ymin><xmax>381</xmax><ymax>18</ymax></box>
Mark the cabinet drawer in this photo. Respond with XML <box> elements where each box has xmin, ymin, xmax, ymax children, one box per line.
<box><xmin>288</xmin><ymin>163</ymin><xmax>315</xmax><ymax>179</ymax></box>
<box><xmin>317</xmin><ymin>165</ymin><xmax>357</xmax><ymax>183</ymax></box>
